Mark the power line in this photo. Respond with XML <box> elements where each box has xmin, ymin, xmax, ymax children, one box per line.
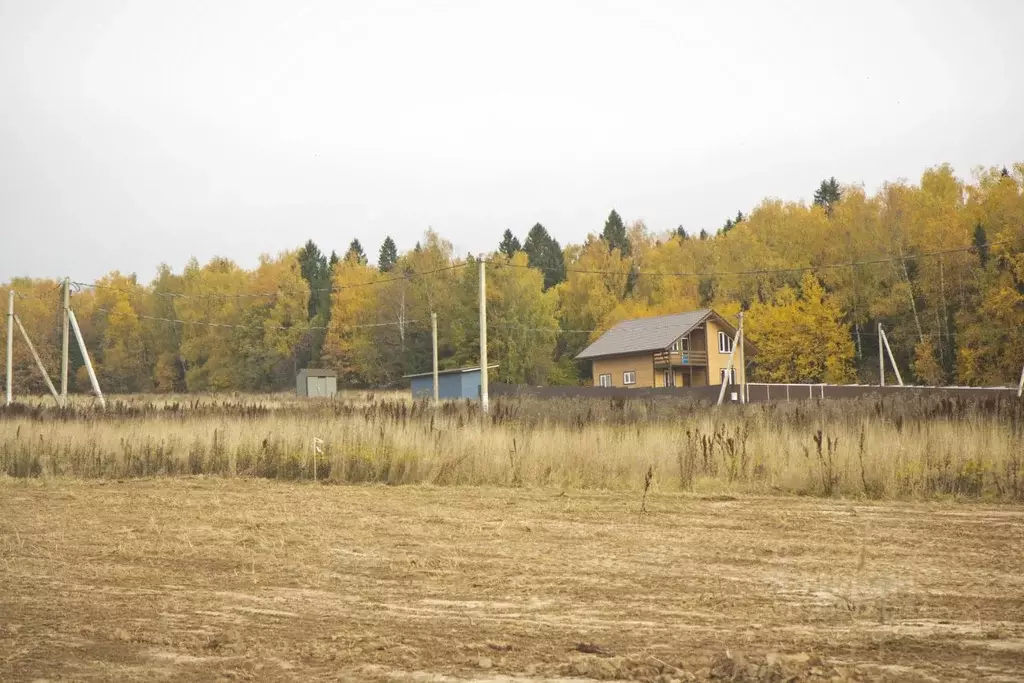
<box><xmin>486</xmin><ymin>240</ymin><xmax>1013</xmax><ymax>279</ymax></box>
<box><xmin>92</xmin><ymin>308</ymin><xmax>419</xmax><ymax>333</ymax></box>
<box><xmin>71</xmin><ymin>263</ymin><xmax>469</xmax><ymax>301</ymax></box>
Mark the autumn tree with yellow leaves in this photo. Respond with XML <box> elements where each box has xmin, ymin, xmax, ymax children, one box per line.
<box><xmin>3</xmin><ymin>162</ymin><xmax>1022</xmax><ymax>393</ymax></box>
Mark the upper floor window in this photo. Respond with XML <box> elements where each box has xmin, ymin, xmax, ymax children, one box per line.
<box><xmin>670</xmin><ymin>337</ymin><xmax>689</xmax><ymax>352</ymax></box>
<box><xmin>718</xmin><ymin>331</ymin><xmax>734</xmax><ymax>354</ymax></box>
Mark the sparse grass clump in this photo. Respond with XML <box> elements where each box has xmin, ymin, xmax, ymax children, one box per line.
<box><xmin>1</xmin><ymin>392</ymin><xmax>1022</xmax><ymax>500</ymax></box>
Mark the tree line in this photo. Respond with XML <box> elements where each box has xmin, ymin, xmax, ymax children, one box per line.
<box><xmin>2</xmin><ymin>162</ymin><xmax>1022</xmax><ymax>394</ymax></box>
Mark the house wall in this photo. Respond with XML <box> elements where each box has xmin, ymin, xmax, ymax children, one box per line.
<box><xmin>705</xmin><ymin>317</ymin><xmax>744</xmax><ymax>386</ymax></box>
<box><xmin>590</xmin><ymin>353</ymin><xmax>655</xmax><ymax>388</ymax></box>
<box><xmin>653</xmin><ymin>368</ymin><xmax>689</xmax><ymax>387</ymax></box>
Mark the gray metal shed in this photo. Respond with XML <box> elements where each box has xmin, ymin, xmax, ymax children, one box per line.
<box><xmin>296</xmin><ymin>369</ymin><xmax>337</xmax><ymax>397</ymax></box>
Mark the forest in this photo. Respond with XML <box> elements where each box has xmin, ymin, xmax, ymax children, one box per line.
<box><xmin>3</xmin><ymin>162</ymin><xmax>1022</xmax><ymax>394</ymax></box>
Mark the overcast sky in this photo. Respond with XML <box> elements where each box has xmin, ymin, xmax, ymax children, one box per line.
<box><xmin>1</xmin><ymin>0</ymin><xmax>1022</xmax><ymax>283</ymax></box>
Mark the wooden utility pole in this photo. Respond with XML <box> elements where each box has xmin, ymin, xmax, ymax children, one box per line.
<box><xmin>68</xmin><ymin>310</ymin><xmax>105</xmax><ymax>408</ymax></box>
<box><xmin>431</xmin><ymin>312</ymin><xmax>439</xmax><ymax>405</ymax></box>
<box><xmin>5</xmin><ymin>290</ymin><xmax>13</xmax><ymax>406</ymax></box>
<box><xmin>738</xmin><ymin>312</ymin><xmax>746</xmax><ymax>404</ymax></box>
<box><xmin>878</xmin><ymin>323</ymin><xmax>884</xmax><ymax>387</ymax></box>
<box><xmin>60</xmin><ymin>277</ymin><xmax>69</xmax><ymax>407</ymax></box>
<box><xmin>13</xmin><ymin>314</ymin><xmax>59</xmax><ymax>407</ymax></box>
<box><xmin>716</xmin><ymin>328</ymin><xmax>741</xmax><ymax>406</ymax></box>
<box><xmin>879</xmin><ymin>326</ymin><xmax>904</xmax><ymax>386</ymax></box>
<box><xmin>478</xmin><ymin>255</ymin><xmax>489</xmax><ymax>413</ymax></box>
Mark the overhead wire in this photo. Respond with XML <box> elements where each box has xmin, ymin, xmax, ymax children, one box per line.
<box><xmin>92</xmin><ymin>307</ymin><xmax>419</xmax><ymax>333</ymax></box>
<box><xmin>485</xmin><ymin>239</ymin><xmax>1013</xmax><ymax>279</ymax></box>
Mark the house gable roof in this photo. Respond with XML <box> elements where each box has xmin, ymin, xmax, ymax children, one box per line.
<box><xmin>575</xmin><ymin>309</ymin><xmax>717</xmax><ymax>360</ymax></box>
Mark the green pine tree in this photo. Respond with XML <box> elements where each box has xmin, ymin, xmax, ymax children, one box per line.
<box><xmin>378</xmin><ymin>236</ymin><xmax>398</xmax><ymax>272</ymax></box>
<box><xmin>498</xmin><ymin>229</ymin><xmax>522</xmax><ymax>257</ymax></box>
<box><xmin>345</xmin><ymin>239</ymin><xmax>367</xmax><ymax>265</ymax></box>
<box><xmin>601</xmin><ymin>210</ymin><xmax>631</xmax><ymax>256</ymax></box>
<box><xmin>813</xmin><ymin>177</ymin><xmax>842</xmax><ymax>216</ymax></box>
<box><xmin>523</xmin><ymin>223</ymin><xmax>566</xmax><ymax>290</ymax></box>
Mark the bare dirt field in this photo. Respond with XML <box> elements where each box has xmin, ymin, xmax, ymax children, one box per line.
<box><xmin>1</xmin><ymin>479</ymin><xmax>1023</xmax><ymax>682</ymax></box>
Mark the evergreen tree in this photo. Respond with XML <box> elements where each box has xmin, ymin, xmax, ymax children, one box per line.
<box><xmin>498</xmin><ymin>229</ymin><xmax>522</xmax><ymax>257</ymax></box>
<box><xmin>297</xmin><ymin>240</ymin><xmax>330</xmax><ymax>319</ymax></box>
<box><xmin>329</xmin><ymin>250</ymin><xmax>339</xmax><ymax>268</ymax></box>
<box><xmin>601</xmin><ymin>210</ymin><xmax>631</xmax><ymax>256</ymax></box>
<box><xmin>523</xmin><ymin>223</ymin><xmax>566</xmax><ymax>290</ymax></box>
<box><xmin>813</xmin><ymin>177</ymin><xmax>842</xmax><ymax>216</ymax></box>
<box><xmin>345</xmin><ymin>239</ymin><xmax>367</xmax><ymax>265</ymax></box>
<box><xmin>722</xmin><ymin>211</ymin><xmax>745</xmax><ymax>234</ymax></box>
<box><xmin>673</xmin><ymin>225</ymin><xmax>688</xmax><ymax>241</ymax></box>
<box><xmin>699</xmin><ymin>228</ymin><xmax>709</xmax><ymax>241</ymax></box>
<box><xmin>377</xmin><ymin>236</ymin><xmax>398</xmax><ymax>272</ymax></box>
<box><xmin>973</xmin><ymin>224</ymin><xmax>989</xmax><ymax>267</ymax></box>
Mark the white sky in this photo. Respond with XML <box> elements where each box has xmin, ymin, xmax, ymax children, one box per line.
<box><xmin>1</xmin><ymin>0</ymin><xmax>1022</xmax><ymax>282</ymax></box>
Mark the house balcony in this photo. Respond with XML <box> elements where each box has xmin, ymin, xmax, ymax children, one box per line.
<box><xmin>653</xmin><ymin>350</ymin><xmax>708</xmax><ymax>367</ymax></box>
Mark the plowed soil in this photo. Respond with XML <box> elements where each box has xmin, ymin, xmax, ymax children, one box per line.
<box><xmin>1</xmin><ymin>479</ymin><xmax>1023</xmax><ymax>681</ymax></box>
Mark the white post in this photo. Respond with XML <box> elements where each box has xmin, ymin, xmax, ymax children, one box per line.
<box><xmin>5</xmin><ymin>290</ymin><xmax>12</xmax><ymax>406</ymax></box>
<box><xmin>478</xmin><ymin>254</ymin><xmax>489</xmax><ymax>413</ymax></box>
<box><xmin>13</xmin><ymin>314</ymin><xmax>60</xmax><ymax>407</ymax></box>
<box><xmin>880</xmin><ymin>327</ymin><xmax>904</xmax><ymax>386</ymax></box>
<box><xmin>716</xmin><ymin>328</ymin><xmax>741</xmax><ymax>406</ymax></box>
<box><xmin>738</xmin><ymin>312</ymin><xmax>746</xmax><ymax>404</ymax></box>
<box><xmin>1017</xmin><ymin>365</ymin><xmax>1023</xmax><ymax>399</ymax></box>
<box><xmin>431</xmin><ymin>312</ymin><xmax>439</xmax><ymax>405</ymax></box>
<box><xmin>68</xmin><ymin>309</ymin><xmax>105</xmax><ymax>408</ymax></box>
<box><xmin>60</xmin><ymin>277</ymin><xmax>69</xmax><ymax>407</ymax></box>
<box><xmin>878</xmin><ymin>323</ymin><xmax>884</xmax><ymax>387</ymax></box>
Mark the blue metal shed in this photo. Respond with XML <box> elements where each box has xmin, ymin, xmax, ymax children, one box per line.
<box><xmin>404</xmin><ymin>365</ymin><xmax>498</xmax><ymax>400</ymax></box>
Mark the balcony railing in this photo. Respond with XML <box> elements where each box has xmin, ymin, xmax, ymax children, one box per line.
<box><xmin>653</xmin><ymin>349</ymin><xmax>708</xmax><ymax>367</ymax></box>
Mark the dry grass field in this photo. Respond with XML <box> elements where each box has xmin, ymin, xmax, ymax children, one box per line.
<box><xmin>2</xmin><ymin>478</ymin><xmax>1024</xmax><ymax>682</ymax></box>
<box><xmin>3</xmin><ymin>392</ymin><xmax>1023</xmax><ymax>499</ymax></box>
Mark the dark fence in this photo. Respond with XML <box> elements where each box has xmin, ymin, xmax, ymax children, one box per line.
<box><xmin>744</xmin><ymin>383</ymin><xmax>1020</xmax><ymax>403</ymax></box>
<box><xmin>490</xmin><ymin>383</ymin><xmax>727</xmax><ymax>402</ymax></box>
<box><xmin>490</xmin><ymin>382</ymin><xmax>1021</xmax><ymax>404</ymax></box>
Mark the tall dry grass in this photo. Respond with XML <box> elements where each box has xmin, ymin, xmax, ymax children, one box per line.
<box><xmin>1</xmin><ymin>393</ymin><xmax>1022</xmax><ymax>500</ymax></box>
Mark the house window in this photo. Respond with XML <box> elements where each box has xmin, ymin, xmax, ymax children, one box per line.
<box><xmin>718</xmin><ymin>331</ymin><xmax>734</xmax><ymax>354</ymax></box>
<box><xmin>670</xmin><ymin>337</ymin><xmax>689</xmax><ymax>353</ymax></box>
<box><xmin>598</xmin><ymin>373</ymin><xmax>612</xmax><ymax>387</ymax></box>
<box><xmin>720</xmin><ymin>367</ymin><xmax>736</xmax><ymax>384</ymax></box>
<box><xmin>623</xmin><ymin>371</ymin><xmax>637</xmax><ymax>386</ymax></box>
<box><xmin>663</xmin><ymin>370</ymin><xmax>675</xmax><ymax>387</ymax></box>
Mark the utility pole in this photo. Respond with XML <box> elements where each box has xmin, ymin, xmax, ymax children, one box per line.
<box><xmin>431</xmin><ymin>312</ymin><xmax>439</xmax><ymax>405</ymax></box>
<box><xmin>478</xmin><ymin>254</ymin><xmax>489</xmax><ymax>413</ymax></box>
<box><xmin>68</xmin><ymin>310</ymin><xmax>105</xmax><ymax>409</ymax></box>
<box><xmin>878</xmin><ymin>323</ymin><xmax>884</xmax><ymax>387</ymax></box>
<box><xmin>879</xmin><ymin>326</ymin><xmax>904</xmax><ymax>386</ymax></box>
<box><xmin>6</xmin><ymin>290</ymin><xmax>13</xmax><ymax>406</ymax></box>
<box><xmin>60</xmin><ymin>277</ymin><xmax>70</xmax><ymax>407</ymax></box>
<box><xmin>738</xmin><ymin>312</ymin><xmax>746</xmax><ymax>404</ymax></box>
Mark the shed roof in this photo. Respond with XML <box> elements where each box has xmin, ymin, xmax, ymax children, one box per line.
<box><xmin>403</xmin><ymin>364</ymin><xmax>499</xmax><ymax>379</ymax></box>
<box><xmin>576</xmin><ymin>309</ymin><xmax>719</xmax><ymax>360</ymax></box>
<box><xmin>298</xmin><ymin>368</ymin><xmax>337</xmax><ymax>378</ymax></box>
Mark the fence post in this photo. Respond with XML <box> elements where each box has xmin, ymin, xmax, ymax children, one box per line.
<box><xmin>5</xmin><ymin>290</ymin><xmax>12</xmax><ymax>406</ymax></box>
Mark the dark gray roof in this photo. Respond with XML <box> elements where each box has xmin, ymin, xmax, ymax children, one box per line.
<box><xmin>575</xmin><ymin>309</ymin><xmax>714</xmax><ymax>360</ymax></box>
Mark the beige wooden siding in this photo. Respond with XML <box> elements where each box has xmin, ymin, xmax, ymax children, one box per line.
<box><xmin>591</xmin><ymin>353</ymin><xmax>655</xmax><ymax>388</ymax></box>
<box><xmin>705</xmin><ymin>317</ymin><xmax>743</xmax><ymax>385</ymax></box>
